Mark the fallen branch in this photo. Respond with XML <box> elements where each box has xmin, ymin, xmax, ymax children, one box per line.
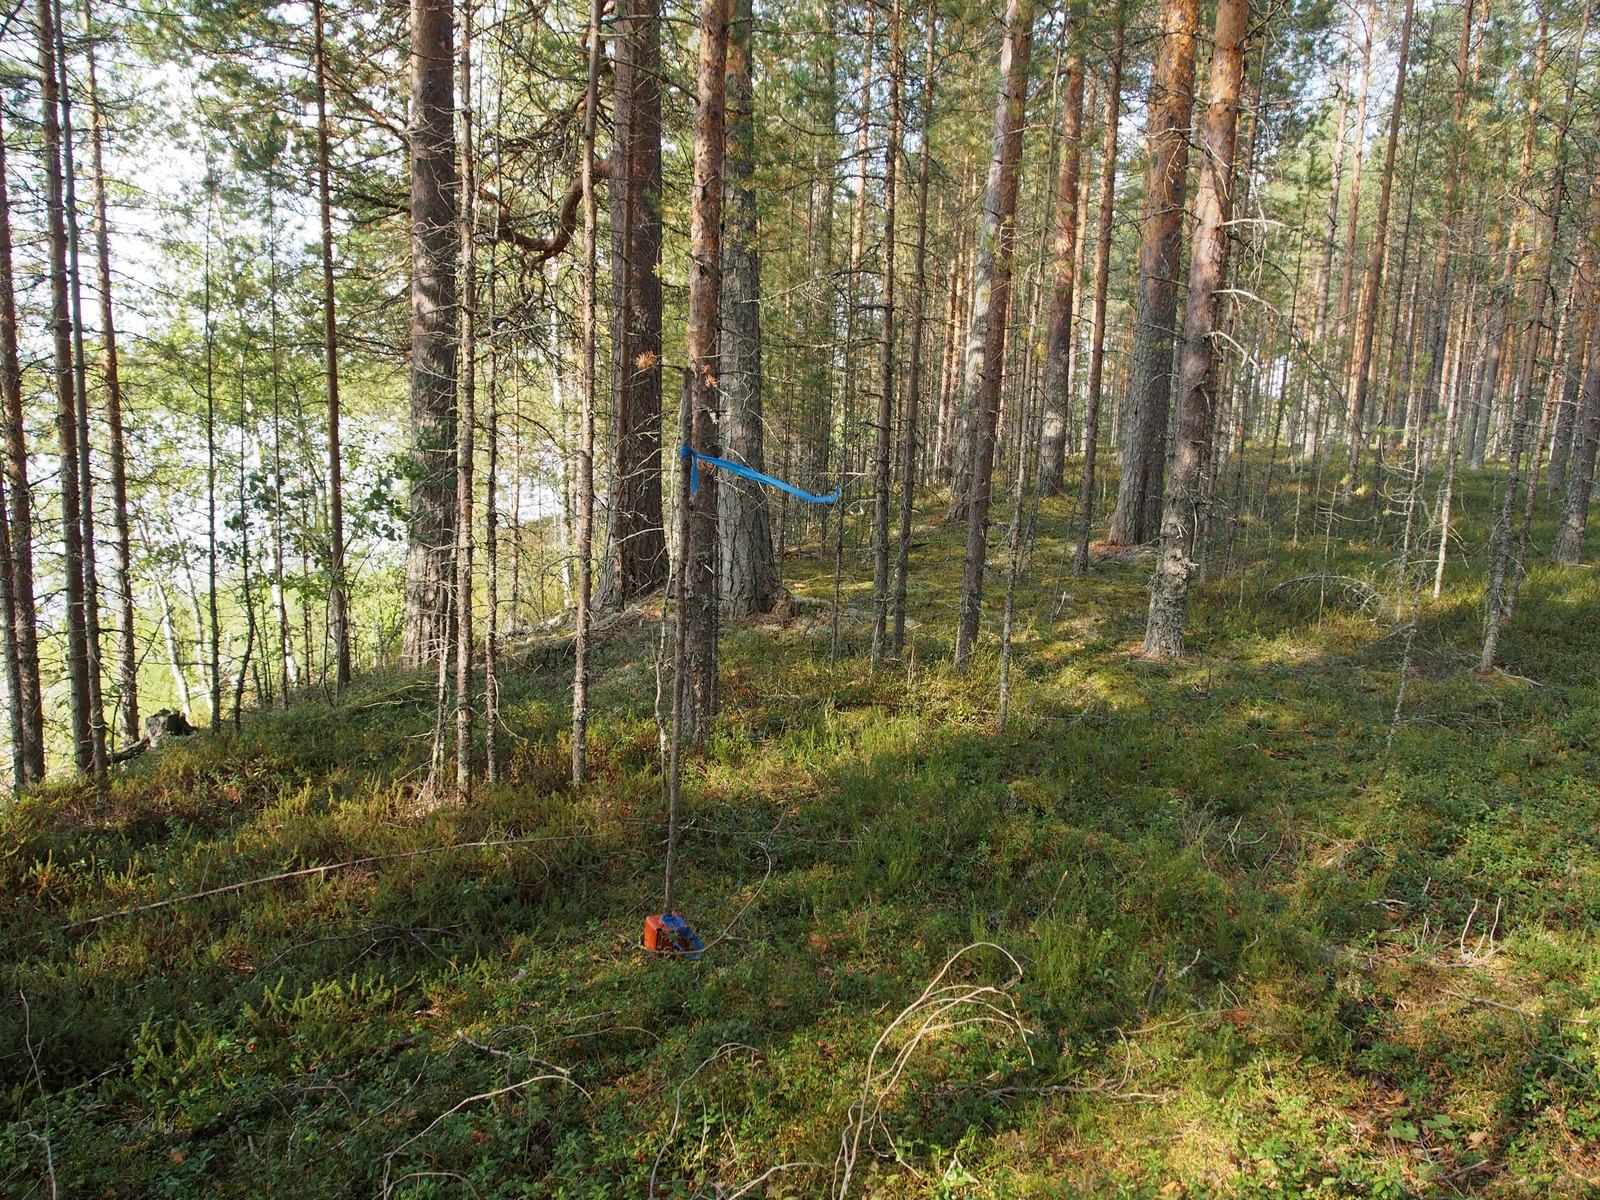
<box><xmin>1267</xmin><ymin>574</ymin><xmax>1385</xmax><ymax>611</ymax></box>
<box><xmin>649</xmin><ymin>1043</ymin><xmax>760</xmax><ymax>1198</ymax></box>
<box><xmin>380</xmin><ymin>1068</ymin><xmax>584</xmax><ymax>1199</ymax></box>
<box><xmin>65</xmin><ymin>831</ymin><xmax>605</xmax><ymax>929</ymax></box>
<box><xmin>832</xmin><ymin>943</ymin><xmax>1032</xmax><ymax>1198</ymax></box>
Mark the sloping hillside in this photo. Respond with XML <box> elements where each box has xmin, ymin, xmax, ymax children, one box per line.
<box><xmin>4</xmin><ymin>477</ymin><xmax>1599</xmax><ymax>1199</ymax></box>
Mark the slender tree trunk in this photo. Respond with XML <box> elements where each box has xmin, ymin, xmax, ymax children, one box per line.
<box><xmin>313</xmin><ymin>0</ymin><xmax>351</xmax><ymax>690</ymax></box>
<box><xmin>1109</xmin><ymin>0</ymin><xmax>1200</xmax><ymax>545</ymax></box>
<box><xmin>890</xmin><ymin>13</ymin><xmax>935</xmax><ymax>659</ymax></box>
<box><xmin>1548</xmin><ymin>72</ymin><xmax>1600</xmax><ymax>565</ymax></box>
<box><xmin>1508</xmin><ymin>11</ymin><xmax>1588</xmax><ymax>613</ymax></box>
<box><xmin>1552</xmin><ymin>280</ymin><xmax>1600</xmax><ymax>564</ymax></box>
<box><xmin>455</xmin><ymin>0</ymin><xmax>478</xmax><ymax>797</ymax></box>
<box><xmin>1072</xmin><ymin>24</ymin><xmax>1124</xmax><ymax>575</ymax></box>
<box><xmin>1418</xmin><ymin>0</ymin><xmax>1476</xmax><ymax>442</ymax></box>
<box><xmin>944</xmin><ymin>25</ymin><xmax>1017</xmax><ymax>527</ymax></box>
<box><xmin>1311</xmin><ymin>7</ymin><xmax>1356</xmax><ymax>369</ymax></box>
<box><xmin>664</xmin><ymin>373</ymin><xmax>692</xmax><ymax>914</ymax></box>
<box><xmin>38</xmin><ymin>0</ymin><xmax>92</xmax><ymax>769</ymax></box>
<box><xmin>0</xmin><ymin>116</ymin><xmax>44</xmax><ymax>784</ymax></box>
<box><xmin>1341</xmin><ymin>0</ymin><xmax>1413</xmax><ymax>501</ymax></box>
<box><xmin>1547</xmin><ymin>295</ymin><xmax>1585</xmax><ymax>493</ymax></box>
<box><xmin>1482</xmin><ymin>3</ymin><xmax>1575</xmax><ymax>666</ymax></box>
<box><xmin>403</xmin><ymin>0</ymin><xmax>459</xmax><ymax>668</ymax></box>
<box><xmin>572</xmin><ymin>0</ymin><xmax>601</xmax><ymax>783</ymax></box>
<box><xmin>1036</xmin><ymin>44</ymin><xmax>1085</xmax><ymax>498</ymax></box>
<box><xmin>1334</xmin><ymin>0</ymin><xmax>1375</xmax><ymax>453</ymax></box>
<box><xmin>484</xmin><ymin>121</ymin><xmax>501</xmax><ymax>784</ymax></box>
<box><xmin>204</xmin><ymin>191</ymin><xmax>221</xmax><ymax>731</ymax></box>
<box><xmin>953</xmin><ymin>0</ymin><xmax>1033</xmax><ymax>669</ymax></box>
<box><xmin>843</xmin><ymin>6</ymin><xmax>873</xmax><ymax>492</ymax></box>
<box><xmin>267</xmin><ymin>215</ymin><xmax>297</xmax><ymax>702</ymax></box>
<box><xmin>683</xmin><ymin>0</ymin><xmax>730</xmax><ymax>741</ymax></box>
<box><xmin>602</xmin><ymin>0</ymin><xmax>667</xmax><ymax>607</ymax></box>
<box><xmin>232</xmin><ymin>348</ymin><xmax>256</xmax><ymax>729</ymax></box>
<box><xmin>869</xmin><ymin>0</ymin><xmax>902</xmax><ymax>664</ymax></box>
<box><xmin>81</xmin><ymin>21</ymin><xmax>136</xmax><ymax>749</ymax></box>
<box><xmin>720</xmin><ymin>0</ymin><xmax>780</xmax><ymax>620</ymax></box>
<box><xmin>1143</xmin><ymin>0</ymin><xmax>1249</xmax><ymax>657</ymax></box>
<box><xmin>56</xmin><ymin>7</ymin><xmax>107</xmax><ymax>773</ymax></box>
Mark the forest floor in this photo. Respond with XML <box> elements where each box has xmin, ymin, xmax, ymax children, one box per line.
<box><xmin>4</xmin><ymin>464</ymin><xmax>1600</xmax><ymax>1199</ymax></box>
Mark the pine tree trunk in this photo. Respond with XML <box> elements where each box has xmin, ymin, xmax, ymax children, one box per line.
<box><xmin>720</xmin><ymin>0</ymin><xmax>780</xmax><ymax>621</ymax></box>
<box><xmin>1508</xmin><ymin>14</ymin><xmax>1588</xmax><ymax>613</ymax></box>
<box><xmin>403</xmin><ymin>0</ymin><xmax>459</xmax><ymax>669</ymax></box>
<box><xmin>1480</xmin><ymin>2</ymin><xmax>1566</xmax><ymax>668</ymax></box>
<box><xmin>683</xmin><ymin>0</ymin><xmax>729</xmax><ymax>742</ymax></box>
<box><xmin>1036</xmin><ymin>44</ymin><xmax>1085</xmax><ymax>498</ymax></box>
<box><xmin>1142</xmin><ymin>0</ymin><xmax>1249</xmax><ymax>657</ymax></box>
<box><xmin>1341</xmin><ymin>0</ymin><xmax>1415</xmax><ymax>501</ymax></box>
<box><xmin>602</xmin><ymin>0</ymin><xmax>667</xmax><ymax>607</ymax></box>
<box><xmin>952</xmin><ymin>0</ymin><xmax>1033</xmax><ymax>669</ymax></box>
<box><xmin>456</xmin><ymin>0</ymin><xmax>478</xmax><ymax>797</ymax></box>
<box><xmin>202</xmin><ymin>204</ymin><xmax>221</xmax><ymax>730</ymax></box>
<box><xmin>56</xmin><ymin>8</ymin><xmax>107</xmax><ymax>773</ymax></box>
<box><xmin>890</xmin><ymin>13</ymin><xmax>935</xmax><ymax>659</ymax></box>
<box><xmin>943</xmin><ymin>24</ymin><xmax>1024</xmax><ymax>530</ymax></box>
<box><xmin>266</xmin><ymin>226</ymin><xmax>297</xmax><ymax>702</ymax></box>
<box><xmin>0</xmin><ymin>115</ymin><xmax>44</xmax><ymax>784</ymax></box>
<box><xmin>38</xmin><ymin>0</ymin><xmax>93</xmax><ymax>770</ymax></box>
<box><xmin>313</xmin><ymin>0</ymin><xmax>352</xmax><ymax>690</ymax></box>
<box><xmin>1109</xmin><ymin>0</ymin><xmax>1199</xmax><ymax>546</ymax></box>
<box><xmin>1552</xmin><ymin>288</ymin><xmax>1600</xmax><ymax>565</ymax></box>
<box><xmin>1417</xmin><ymin>0</ymin><xmax>1476</xmax><ymax>441</ymax></box>
<box><xmin>868</xmin><ymin>0</ymin><xmax>902</xmax><ymax>664</ymax></box>
<box><xmin>1546</xmin><ymin>93</ymin><xmax>1600</xmax><ymax>563</ymax></box>
<box><xmin>82</xmin><ymin>24</ymin><xmax>136</xmax><ymax>749</ymax></box>
<box><xmin>1072</xmin><ymin>25</ymin><xmax>1124</xmax><ymax>576</ymax></box>
<box><xmin>572</xmin><ymin>0</ymin><xmax>601</xmax><ymax>783</ymax></box>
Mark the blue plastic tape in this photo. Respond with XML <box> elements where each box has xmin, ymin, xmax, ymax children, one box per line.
<box><xmin>680</xmin><ymin>445</ymin><xmax>841</xmax><ymax>505</ymax></box>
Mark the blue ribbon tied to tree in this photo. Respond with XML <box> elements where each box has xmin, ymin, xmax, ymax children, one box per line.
<box><xmin>679</xmin><ymin>444</ymin><xmax>841</xmax><ymax>504</ymax></box>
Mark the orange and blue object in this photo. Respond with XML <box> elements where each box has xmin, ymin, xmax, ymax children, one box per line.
<box><xmin>644</xmin><ymin>912</ymin><xmax>704</xmax><ymax>958</ymax></box>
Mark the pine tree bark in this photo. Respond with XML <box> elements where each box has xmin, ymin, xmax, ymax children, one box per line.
<box><xmin>1547</xmin><ymin>94</ymin><xmax>1600</xmax><ymax>564</ymax></box>
<box><xmin>869</xmin><ymin>0</ymin><xmax>902</xmax><ymax>664</ymax></box>
<box><xmin>720</xmin><ymin>0</ymin><xmax>780</xmax><ymax>621</ymax></box>
<box><xmin>57</xmin><ymin>7</ymin><xmax>107</xmax><ymax>772</ymax></box>
<box><xmin>952</xmin><ymin>0</ymin><xmax>1033</xmax><ymax>669</ymax></box>
<box><xmin>38</xmin><ymin>0</ymin><xmax>93</xmax><ymax>770</ymax></box>
<box><xmin>1341</xmin><ymin>0</ymin><xmax>1414</xmax><ymax>501</ymax></box>
<box><xmin>944</xmin><ymin>9</ymin><xmax>1029</xmax><ymax>527</ymax></box>
<box><xmin>572</xmin><ymin>0</ymin><xmax>601</xmax><ymax>783</ymax></box>
<box><xmin>1109</xmin><ymin>0</ymin><xmax>1199</xmax><ymax>546</ymax></box>
<box><xmin>1036</xmin><ymin>44</ymin><xmax>1085</xmax><ymax>498</ymax></box>
<box><xmin>82</xmin><ymin>23</ymin><xmax>136</xmax><ymax>749</ymax></box>
<box><xmin>1072</xmin><ymin>24</ymin><xmax>1124</xmax><ymax>576</ymax></box>
<box><xmin>1143</xmin><ymin>0</ymin><xmax>1249</xmax><ymax>657</ymax></box>
<box><xmin>1552</xmin><ymin>291</ymin><xmax>1600</xmax><ymax>565</ymax></box>
<box><xmin>0</xmin><ymin>117</ymin><xmax>43</xmax><ymax>785</ymax></box>
<box><xmin>1480</xmin><ymin>1</ymin><xmax>1567</xmax><ymax>667</ymax></box>
<box><xmin>1333</xmin><ymin>0</ymin><xmax>1375</xmax><ymax>459</ymax></box>
<box><xmin>1507</xmin><ymin>9</ymin><xmax>1588</xmax><ymax>615</ymax></box>
<box><xmin>683</xmin><ymin>0</ymin><xmax>729</xmax><ymax>742</ymax></box>
<box><xmin>402</xmin><ymin>0</ymin><xmax>459</xmax><ymax>669</ymax></box>
<box><xmin>890</xmin><ymin>13</ymin><xmax>935</xmax><ymax>659</ymax></box>
<box><xmin>313</xmin><ymin>0</ymin><xmax>351</xmax><ymax>689</ymax></box>
<box><xmin>601</xmin><ymin>0</ymin><xmax>667</xmax><ymax>607</ymax></box>
<box><xmin>1417</xmin><ymin>0</ymin><xmax>1476</xmax><ymax>439</ymax></box>
<box><xmin>456</xmin><ymin>0</ymin><xmax>478</xmax><ymax>798</ymax></box>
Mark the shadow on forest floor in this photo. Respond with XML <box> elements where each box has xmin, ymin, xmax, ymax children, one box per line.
<box><xmin>3</xmin><ymin>465</ymin><xmax>1600</xmax><ymax>1198</ymax></box>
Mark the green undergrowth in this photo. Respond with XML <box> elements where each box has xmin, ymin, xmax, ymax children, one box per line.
<box><xmin>4</xmin><ymin>465</ymin><xmax>1599</xmax><ymax>1198</ymax></box>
